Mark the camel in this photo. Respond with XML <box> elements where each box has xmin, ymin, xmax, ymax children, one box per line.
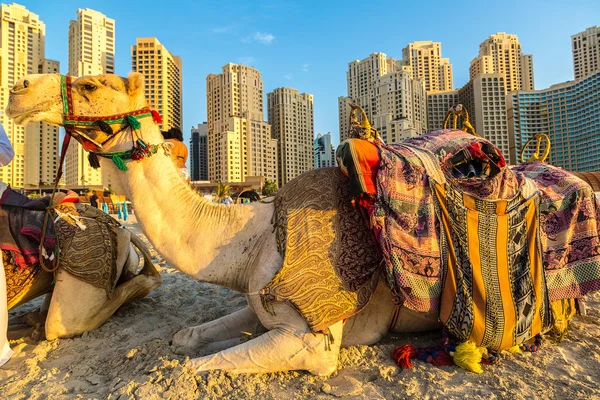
<box><xmin>6</xmin><ymin>72</ymin><xmax>446</xmax><ymax>376</ymax></box>
<box><xmin>3</xmin><ymin>212</ymin><xmax>162</xmax><ymax>341</ymax></box>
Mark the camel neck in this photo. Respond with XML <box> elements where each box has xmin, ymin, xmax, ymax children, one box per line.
<box><xmin>115</xmin><ymin>121</ymin><xmax>273</xmax><ymax>292</ymax></box>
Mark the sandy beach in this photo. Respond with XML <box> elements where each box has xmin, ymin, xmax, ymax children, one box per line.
<box><xmin>1</xmin><ymin>216</ymin><xmax>599</xmax><ymax>399</ymax></box>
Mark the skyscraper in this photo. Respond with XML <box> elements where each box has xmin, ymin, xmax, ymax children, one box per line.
<box><xmin>0</xmin><ymin>3</ymin><xmax>57</xmax><ymax>189</ymax></box>
<box><xmin>314</xmin><ymin>133</ymin><xmax>336</xmax><ymax>169</ymax></box>
<box><xmin>508</xmin><ymin>71</ymin><xmax>600</xmax><ymax>171</ymax></box>
<box><xmin>401</xmin><ymin>41</ymin><xmax>453</xmax><ymax>92</ymax></box>
<box><xmin>572</xmin><ymin>26</ymin><xmax>600</xmax><ymax>80</ymax></box>
<box><xmin>457</xmin><ymin>74</ymin><xmax>510</xmax><ymax>159</ymax></box>
<box><xmin>25</xmin><ymin>59</ymin><xmax>60</xmax><ymax>187</ymax></box>
<box><xmin>206</xmin><ymin>63</ymin><xmax>278</xmax><ymax>183</ymax></box>
<box><xmin>267</xmin><ymin>87</ymin><xmax>314</xmax><ymax>187</ymax></box>
<box><xmin>470</xmin><ymin>33</ymin><xmax>534</xmax><ymax>92</ymax></box>
<box><xmin>426</xmin><ymin>90</ymin><xmax>459</xmax><ymax>131</ymax></box>
<box><xmin>339</xmin><ymin>53</ymin><xmax>428</xmax><ymax>143</ymax></box>
<box><xmin>66</xmin><ymin>8</ymin><xmax>115</xmax><ymax>187</ymax></box>
<box><xmin>190</xmin><ymin>123</ymin><xmax>208</xmax><ymax>181</ymax></box>
<box><xmin>131</xmin><ymin>37</ymin><xmax>182</xmax><ymax>132</ymax></box>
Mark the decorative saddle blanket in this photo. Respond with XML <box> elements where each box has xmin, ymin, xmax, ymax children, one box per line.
<box><xmin>261</xmin><ymin>168</ymin><xmax>381</xmax><ymax>333</ymax></box>
<box><xmin>1</xmin><ymin>188</ymin><xmax>123</xmax><ymax>300</ymax></box>
<box><xmin>342</xmin><ymin>130</ymin><xmax>600</xmax><ymax>315</ymax></box>
<box><xmin>434</xmin><ymin>181</ymin><xmax>552</xmax><ymax>350</ymax></box>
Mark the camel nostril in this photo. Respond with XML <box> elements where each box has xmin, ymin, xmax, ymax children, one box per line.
<box><xmin>23</xmin><ymin>80</ymin><xmax>29</xmax><ymax>88</ymax></box>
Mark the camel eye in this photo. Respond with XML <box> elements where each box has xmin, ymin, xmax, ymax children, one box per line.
<box><xmin>83</xmin><ymin>83</ymin><xmax>97</xmax><ymax>91</ymax></box>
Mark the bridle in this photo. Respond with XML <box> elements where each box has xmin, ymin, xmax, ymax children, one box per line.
<box><xmin>37</xmin><ymin>75</ymin><xmax>167</xmax><ymax>274</ymax></box>
<box><xmin>60</xmin><ymin>74</ymin><xmax>167</xmax><ymax>173</ymax></box>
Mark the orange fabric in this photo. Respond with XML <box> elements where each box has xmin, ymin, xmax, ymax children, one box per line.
<box><xmin>337</xmin><ymin>139</ymin><xmax>380</xmax><ymax>196</ymax></box>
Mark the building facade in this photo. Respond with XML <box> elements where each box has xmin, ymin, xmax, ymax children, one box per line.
<box><xmin>339</xmin><ymin>53</ymin><xmax>428</xmax><ymax>143</ymax></box>
<box><xmin>314</xmin><ymin>133</ymin><xmax>336</xmax><ymax>169</ymax></box>
<box><xmin>0</xmin><ymin>4</ymin><xmax>58</xmax><ymax>189</ymax></box>
<box><xmin>267</xmin><ymin>87</ymin><xmax>314</xmax><ymax>187</ymax></box>
<box><xmin>401</xmin><ymin>41</ymin><xmax>453</xmax><ymax>92</ymax></box>
<box><xmin>206</xmin><ymin>63</ymin><xmax>278</xmax><ymax>183</ymax></box>
<box><xmin>572</xmin><ymin>26</ymin><xmax>600</xmax><ymax>80</ymax></box>
<box><xmin>426</xmin><ymin>90</ymin><xmax>459</xmax><ymax>131</ymax></box>
<box><xmin>508</xmin><ymin>71</ymin><xmax>600</xmax><ymax>171</ymax></box>
<box><xmin>66</xmin><ymin>8</ymin><xmax>115</xmax><ymax>187</ymax></box>
<box><xmin>470</xmin><ymin>33</ymin><xmax>534</xmax><ymax>92</ymax></box>
<box><xmin>25</xmin><ymin>59</ymin><xmax>60</xmax><ymax>188</ymax></box>
<box><xmin>190</xmin><ymin>123</ymin><xmax>208</xmax><ymax>181</ymax></box>
<box><xmin>457</xmin><ymin>74</ymin><xmax>510</xmax><ymax>161</ymax></box>
<box><xmin>131</xmin><ymin>37</ymin><xmax>182</xmax><ymax>132</ymax></box>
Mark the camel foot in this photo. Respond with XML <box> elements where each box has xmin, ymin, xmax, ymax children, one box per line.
<box><xmin>186</xmin><ymin>322</ymin><xmax>342</xmax><ymax>375</ymax></box>
<box><xmin>172</xmin><ymin>306</ymin><xmax>265</xmax><ymax>354</ymax></box>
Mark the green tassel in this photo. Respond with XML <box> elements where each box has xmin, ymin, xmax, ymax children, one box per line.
<box><xmin>126</xmin><ymin>115</ymin><xmax>141</xmax><ymax>130</ymax></box>
<box><xmin>112</xmin><ymin>155</ymin><xmax>128</xmax><ymax>171</ymax></box>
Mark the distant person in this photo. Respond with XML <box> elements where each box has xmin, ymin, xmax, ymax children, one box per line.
<box><xmin>89</xmin><ymin>191</ymin><xmax>99</xmax><ymax>208</ymax></box>
<box><xmin>0</xmin><ymin>121</ymin><xmax>14</xmax><ymax>367</ymax></box>
<box><xmin>162</xmin><ymin>127</ymin><xmax>190</xmax><ymax>184</ymax></box>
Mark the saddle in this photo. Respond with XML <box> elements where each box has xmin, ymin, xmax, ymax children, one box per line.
<box><xmin>1</xmin><ymin>188</ymin><xmax>124</xmax><ymax>306</ymax></box>
<box><xmin>337</xmin><ymin>105</ymin><xmax>600</xmax><ymax>351</ymax></box>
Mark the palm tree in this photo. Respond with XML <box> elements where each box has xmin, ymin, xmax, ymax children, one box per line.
<box><xmin>262</xmin><ymin>179</ymin><xmax>278</xmax><ymax>196</ymax></box>
<box><xmin>214</xmin><ymin>182</ymin><xmax>231</xmax><ymax>203</ymax></box>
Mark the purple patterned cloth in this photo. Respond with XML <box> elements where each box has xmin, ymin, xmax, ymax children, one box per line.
<box><xmin>512</xmin><ymin>161</ymin><xmax>600</xmax><ymax>301</ymax></box>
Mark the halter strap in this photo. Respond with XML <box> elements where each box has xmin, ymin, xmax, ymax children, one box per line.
<box><xmin>59</xmin><ymin>74</ymin><xmax>164</xmax><ymax>171</ymax></box>
<box><xmin>60</xmin><ymin>75</ymin><xmax>160</xmax><ymax>144</ymax></box>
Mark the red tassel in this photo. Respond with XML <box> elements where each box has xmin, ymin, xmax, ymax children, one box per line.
<box><xmin>151</xmin><ymin>110</ymin><xmax>163</xmax><ymax>124</ymax></box>
<box><xmin>392</xmin><ymin>344</ymin><xmax>418</xmax><ymax>369</ymax></box>
<box><xmin>430</xmin><ymin>351</ymin><xmax>455</xmax><ymax>366</ymax></box>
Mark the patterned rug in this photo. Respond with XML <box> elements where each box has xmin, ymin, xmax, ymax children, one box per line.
<box><xmin>260</xmin><ymin>168</ymin><xmax>381</xmax><ymax>333</ymax></box>
<box><xmin>512</xmin><ymin>161</ymin><xmax>600</xmax><ymax>301</ymax></box>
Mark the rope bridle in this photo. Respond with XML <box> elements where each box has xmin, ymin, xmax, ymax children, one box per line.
<box><xmin>60</xmin><ymin>75</ymin><xmax>166</xmax><ymax>172</ymax></box>
<box><xmin>37</xmin><ymin>75</ymin><xmax>166</xmax><ymax>274</ymax></box>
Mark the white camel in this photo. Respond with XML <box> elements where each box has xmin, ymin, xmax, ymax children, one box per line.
<box><xmin>6</xmin><ymin>72</ymin><xmax>439</xmax><ymax>375</ymax></box>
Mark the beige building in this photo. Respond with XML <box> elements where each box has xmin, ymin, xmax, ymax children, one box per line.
<box><xmin>131</xmin><ymin>37</ymin><xmax>182</xmax><ymax>132</ymax></box>
<box><xmin>427</xmin><ymin>90</ymin><xmax>459</xmax><ymax>131</ymax></box>
<box><xmin>24</xmin><ymin>59</ymin><xmax>60</xmax><ymax>188</ymax></box>
<box><xmin>457</xmin><ymin>74</ymin><xmax>510</xmax><ymax>160</ymax></box>
<box><xmin>339</xmin><ymin>53</ymin><xmax>427</xmax><ymax>143</ymax></box>
<box><xmin>206</xmin><ymin>63</ymin><xmax>278</xmax><ymax>184</ymax></box>
<box><xmin>0</xmin><ymin>4</ymin><xmax>58</xmax><ymax>189</ymax></box>
<box><xmin>66</xmin><ymin>8</ymin><xmax>115</xmax><ymax>187</ymax></box>
<box><xmin>572</xmin><ymin>26</ymin><xmax>600</xmax><ymax>80</ymax></box>
<box><xmin>470</xmin><ymin>33</ymin><xmax>534</xmax><ymax>92</ymax></box>
<box><xmin>401</xmin><ymin>41</ymin><xmax>453</xmax><ymax>92</ymax></box>
<box><xmin>267</xmin><ymin>87</ymin><xmax>314</xmax><ymax>187</ymax></box>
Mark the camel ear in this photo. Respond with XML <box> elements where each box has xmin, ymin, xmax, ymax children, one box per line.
<box><xmin>127</xmin><ymin>72</ymin><xmax>145</xmax><ymax>95</ymax></box>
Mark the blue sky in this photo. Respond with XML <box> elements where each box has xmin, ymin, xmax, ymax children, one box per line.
<box><xmin>23</xmin><ymin>0</ymin><xmax>600</xmax><ymax>146</ymax></box>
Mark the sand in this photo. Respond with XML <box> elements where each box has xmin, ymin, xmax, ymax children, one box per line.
<box><xmin>1</xmin><ymin>216</ymin><xmax>599</xmax><ymax>399</ymax></box>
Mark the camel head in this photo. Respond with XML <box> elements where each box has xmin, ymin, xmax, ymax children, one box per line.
<box><xmin>6</xmin><ymin>72</ymin><xmax>150</xmax><ymax>152</ymax></box>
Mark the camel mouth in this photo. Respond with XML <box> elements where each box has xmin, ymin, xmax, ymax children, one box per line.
<box><xmin>8</xmin><ymin>110</ymin><xmax>38</xmax><ymax>125</ymax></box>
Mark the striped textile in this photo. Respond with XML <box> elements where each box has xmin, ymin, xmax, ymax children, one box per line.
<box><xmin>434</xmin><ymin>181</ymin><xmax>552</xmax><ymax>350</ymax></box>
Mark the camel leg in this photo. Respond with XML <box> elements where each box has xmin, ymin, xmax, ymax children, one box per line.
<box><xmin>172</xmin><ymin>306</ymin><xmax>266</xmax><ymax>353</ymax></box>
<box><xmin>187</xmin><ymin>320</ymin><xmax>342</xmax><ymax>376</ymax></box>
<box><xmin>45</xmin><ymin>259</ymin><xmax>161</xmax><ymax>340</ymax></box>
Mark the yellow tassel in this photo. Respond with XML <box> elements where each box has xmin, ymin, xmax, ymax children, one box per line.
<box><xmin>452</xmin><ymin>341</ymin><xmax>487</xmax><ymax>374</ymax></box>
<box><xmin>506</xmin><ymin>345</ymin><xmax>523</xmax><ymax>354</ymax></box>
